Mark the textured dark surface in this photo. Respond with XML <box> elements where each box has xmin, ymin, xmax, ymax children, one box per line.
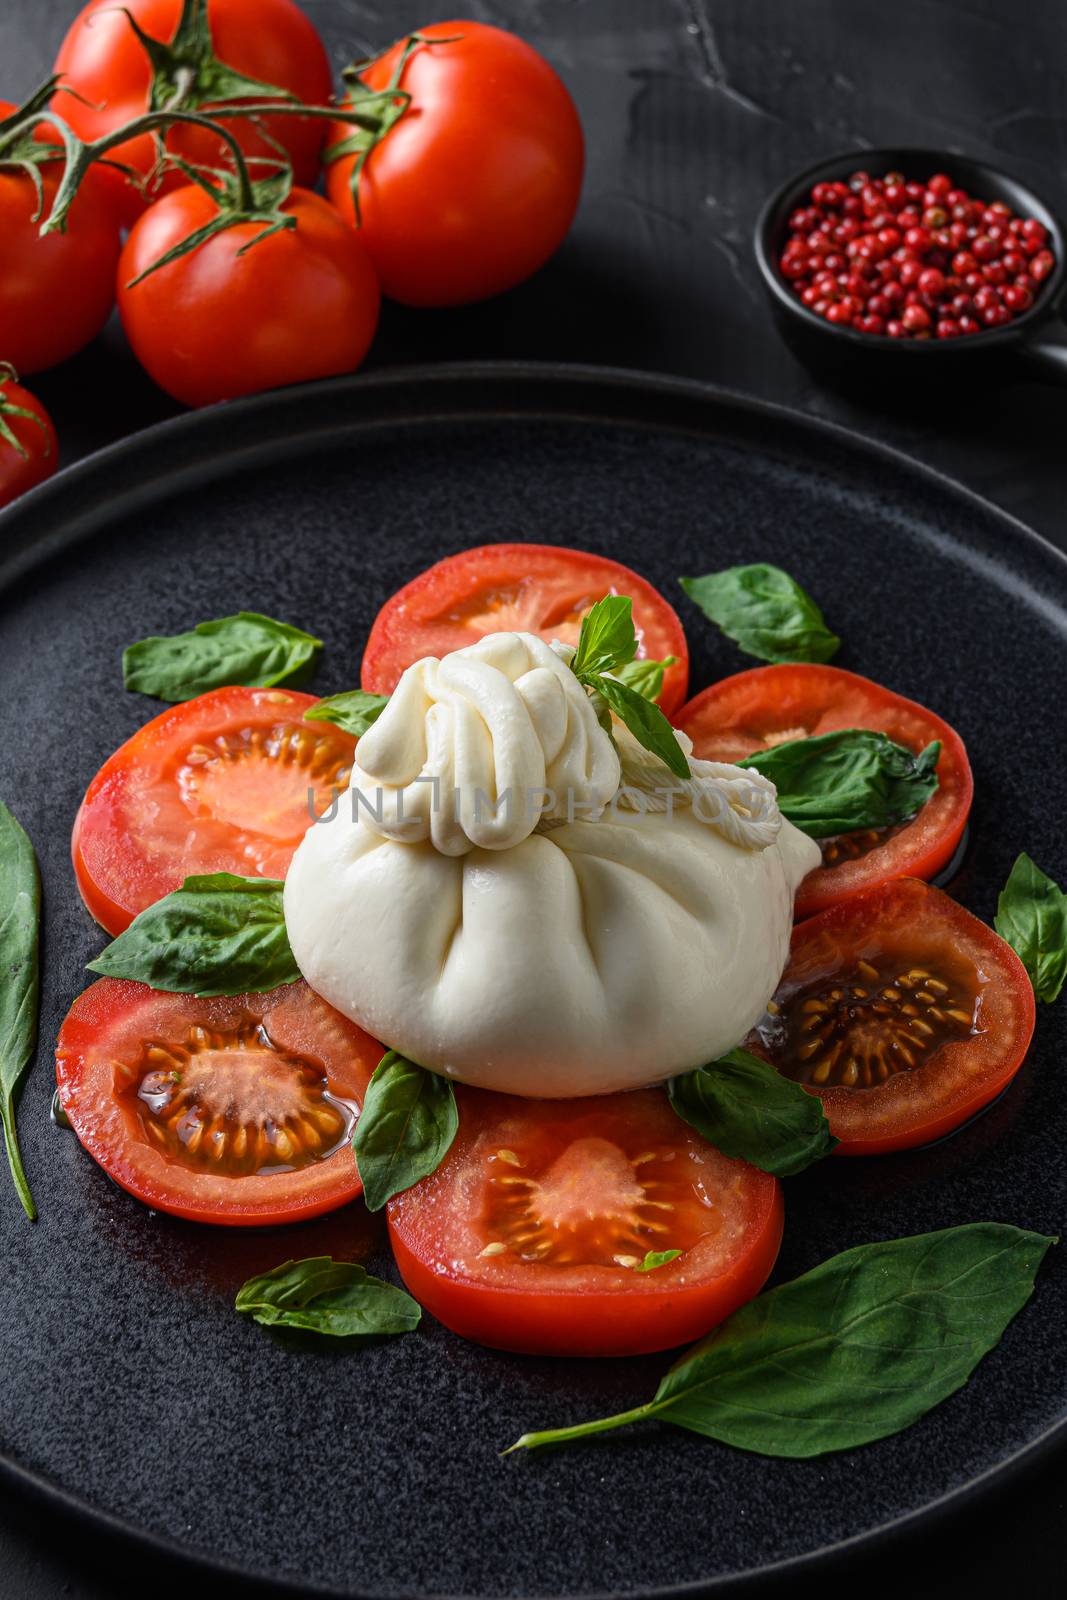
<box><xmin>0</xmin><ymin>369</ymin><xmax>1065</xmax><ymax>1599</ymax></box>
<box><xmin>1</xmin><ymin>0</ymin><xmax>1067</xmax><ymax>1596</ymax></box>
<box><xmin>4</xmin><ymin>0</ymin><xmax>1067</xmax><ymax>555</ymax></box>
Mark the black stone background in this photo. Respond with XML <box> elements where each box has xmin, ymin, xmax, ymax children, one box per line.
<box><xmin>1</xmin><ymin>2</ymin><xmax>1066</xmax><ymax>1596</ymax></box>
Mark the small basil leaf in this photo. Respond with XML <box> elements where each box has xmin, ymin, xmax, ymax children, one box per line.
<box><xmin>236</xmin><ymin>1257</ymin><xmax>420</xmax><ymax>1338</ymax></box>
<box><xmin>508</xmin><ymin>1223</ymin><xmax>1055</xmax><ymax>1457</ymax></box>
<box><xmin>591</xmin><ymin>673</ymin><xmax>690</xmax><ymax>780</ymax></box>
<box><xmin>123</xmin><ymin>611</ymin><xmax>322</xmax><ymax>701</ymax></box>
<box><xmin>87</xmin><ymin>873</ymin><xmax>299</xmax><ymax>996</ymax></box>
<box><xmin>305</xmin><ymin>688</ymin><xmax>389</xmax><ymax>737</ymax></box>
<box><xmin>612</xmin><ymin>655</ymin><xmax>678</xmax><ymax>702</ymax></box>
<box><xmin>0</xmin><ymin>802</ymin><xmax>39</xmax><ymax>1220</ymax></box>
<box><xmin>668</xmin><ymin>1049</ymin><xmax>836</xmax><ymax>1176</ymax></box>
<box><xmin>681</xmin><ymin>565</ymin><xmax>840</xmax><ymax>664</ymax></box>
<box><xmin>353</xmin><ymin>1051</ymin><xmax>459</xmax><ymax>1212</ymax></box>
<box><xmin>738</xmin><ymin>729</ymin><xmax>940</xmax><ymax>839</ymax></box>
<box><xmin>571</xmin><ymin>596</ymin><xmax>639</xmax><ymax>678</ymax></box>
<box><xmin>994</xmin><ymin>852</ymin><xmax>1067</xmax><ymax>1003</ymax></box>
<box><xmin>635</xmin><ymin>1249</ymin><xmax>681</xmax><ymax>1273</ymax></box>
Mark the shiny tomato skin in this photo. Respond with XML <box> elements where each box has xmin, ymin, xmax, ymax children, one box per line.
<box><xmin>72</xmin><ymin>686</ymin><xmax>357</xmax><ymax>934</ymax></box>
<box><xmin>55</xmin><ymin>979</ymin><xmax>379</xmax><ymax>1225</ymax></box>
<box><xmin>387</xmin><ymin>1087</ymin><xmax>783</xmax><ymax>1357</ymax></box>
<box><xmin>677</xmin><ymin>663</ymin><xmax>973</xmax><ymax>919</ymax></box>
<box><xmin>326</xmin><ymin>21</ymin><xmax>584</xmax><ymax>306</ymax></box>
<box><xmin>747</xmin><ymin>878</ymin><xmax>1036</xmax><ymax>1156</ymax></box>
<box><xmin>362</xmin><ymin>542</ymin><xmax>690</xmax><ymax>713</ymax></box>
<box><xmin>117</xmin><ymin>185</ymin><xmax>380</xmax><ymax>406</ymax></box>
<box><xmin>53</xmin><ymin>0</ymin><xmax>332</xmax><ymax>227</ymax></box>
<box><xmin>0</xmin><ymin>106</ymin><xmax>121</xmax><ymax>375</ymax></box>
<box><xmin>0</xmin><ymin>377</ymin><xmax>58</xmax><ymax>507</ymax></box>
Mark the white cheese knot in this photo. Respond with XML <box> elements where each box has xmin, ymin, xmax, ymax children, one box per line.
<box><xmin>349</xmin><ymin>631</ymin><xmax>621</xmax><ymax>855</ymax></box>
<box><xmin>612</xmin><ymin>726</ymin><xmax>783</xmax><ymax>852</ymax></box>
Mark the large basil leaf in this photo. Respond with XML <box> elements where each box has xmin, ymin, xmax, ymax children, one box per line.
<box><xmin>994</xmin><ymin>852</ymin><xmax>1067</xmax><ymax>1004</ymax></box>
<box><xmin>508</xmin><ymin>1224</ymin><xmax>1054</xmax><ymax>1457</ymax></box>
<box><xmin>613</xmin><ymin>655</ymin><xmax>678</xmax><ymax>703</ymax></box>
<box><xmin>305</xmin><ymin>688</ymin><xmax>389</xmax><ymax>737</ymax></box>
<box><xmin>738</xmin><ymin>728</ymin><xmax>940</xmax><ymax>839</ymax></box>
<box><xmin>668</xmin><ymin>1048</ymin><xmax>836</xmax><ymax>1176</ymax></box>
<box><xmin>87</xmin><ymin>873</ymin><xmax>299</xmax><ymax>996</ymax></box>
<box><xmin>0</xmin><ymin>803</ymin><xmax>39</xmax><ymax>1220</ymax></box>
<box><xmin>123</xmin><ymin>611</ymin><xmax>322</xmax><ymax>700</ymax></box>
<box><xmin>681</xmin><ymin>565</ymin><xmax>840</xmax><ymax>664</ymax></box>
<box><xmin>353</xmin><ymin>1051</ymin><xmax>459</xmax><ymax>1212</ymax></box>
<box><xmin>591</xmin><ymin>673</ymin><xmax>690</xmax><ymax>780</ymax></box>
<box><xmin>236</xmin><ymin>1257</ymin><xmax>420</xmax><ymax>1338</ymax></box>
<box><xmin>571</xmin><ymin>595</ymin><xmax>639</xmax><ymax>677</ymax></box>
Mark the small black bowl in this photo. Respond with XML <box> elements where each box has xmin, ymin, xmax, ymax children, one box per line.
<box><xmin>755</xmin><ymin>146</ymin><xmax>1067</xmax><ymax>385</ymax></box>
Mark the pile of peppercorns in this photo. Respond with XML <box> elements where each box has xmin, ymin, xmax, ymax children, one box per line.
<box><xmin>778</xmin><ymin>170</ymin><xmax>1056</xmax><ymax>339</ymax></box>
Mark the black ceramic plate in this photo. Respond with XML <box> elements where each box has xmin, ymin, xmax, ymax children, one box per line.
<box><xmin>0</xmin><ymin>364</ymin><xmax>1064</xmax><ymax>1599</ymax></box>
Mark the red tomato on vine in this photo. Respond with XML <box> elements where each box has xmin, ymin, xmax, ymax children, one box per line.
<box><xmin>117</xmin><ymin>167</ymin><xmax>381</xmax><ymax>407</ymax></box>
<box><xmin>0</xmin><ymin>92</ymin><xmax>122</xmax><ymax>375</ymax></box>
<box><xmin>0</xmin><ymin>366</ymin><xmax>58</xmax><ymax>508</ymax></box>
<box><xmin>53</xmin><ymin>0</ymin><xmax>332</xmax><ymax>225</ymax></box>
<box><xmin>325</xmin><ymin>22</ymin><xmax>584</xmax><ymax>306</ymax></box>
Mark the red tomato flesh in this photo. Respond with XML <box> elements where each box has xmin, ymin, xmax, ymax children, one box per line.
<box><xmin>387</xmin><ymin>1087</ymin><xmax>782</xmax><ymax>1357</ymax></box>
<box><xmin>55</xmin><ymin>980</ymin><xmax>380</xmax><ymax>1225</ymax></box>
<box><xmin>744</xmin><ymin>878</ymin><xmax>1035</xmax><ymax>1155</ymax></box>
<box><xmin>362</xmin><ymin>543</ymin><xmax>690</xmax><ymax>714</ymax></box>
<box><xmin>677</xmin><ymin>663</ymin><xmax>973</xmax><ymax>918</ymax></box>
<box><xmin>72</xmin><ymin>687</ymin><xmax>356</xmax><ymax>935</ymax></box>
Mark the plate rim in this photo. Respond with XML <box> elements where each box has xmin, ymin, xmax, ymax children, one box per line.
<box><xmin>1</xmin><ymin>358</ymin><xmax>1064</xmax><ymax>1598</ymax></box>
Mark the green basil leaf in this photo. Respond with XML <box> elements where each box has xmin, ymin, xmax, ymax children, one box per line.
<box><xmin>0</xmin><ymin>802</ymin><xmax>39</xmax><ymax>1220</ymax></box>
<box><xmin>635</xmin><ymin>1249</ymin><xmax>681</xmax><ymax>1273</ymax></box>
<box><xmin>612</xmin><ymin>655</ymin><xmax>678</xmax><ymax>702</ymax></box>
<box><xmin>123</xmin><ymin>611</ymin><xmax>322</xmax><ymax>701</ymax></box>
<box><xmin>571</xmin><ymin>596</ymin><xmax>639</xmax><ymax>678</ymax></box>
<box><xmin>668</xmin><ymin>1048</ymin><xmax>836</xmax><ymax>1176</ymax></box>
<box><xmin>507</xmin><ymin>1223</ymin><xmax>1055</xmax><ymax>1458</ymax></box>
<box><xmin>236</xmin><ymin>1256</ymin><xmax>421</xmax><ymax>1338</ymax></box>
<box><xmin>738</xmin><ymin>729</ymin><xmax>940</xmax><ymax>839</ymax></box>
<box><xmin>681</xmin><ymin>565</ymin><xmax>840</xmax><ymax>664</ymax></box>
<box><xmin>994</xmin><ymin>852</ymin><xmax>1067</xmax><ymax>1004</ymax></box>
<box><xmin>591</xmin><ymin>673</ymin><xmax>690</xmax><ymax>780</ymax></box>
<box><xmin>305</xmin><ymin>688</ymin><xmax>389</xmax><ymax>737</ymax></box>
<box><xmin>353</xmin><ymin>1051</ymin><xmax>459</xmax><ymax>1212</ymax></box>
<box><xmin>87</xmin><ymin>873</ymin><xmax>299</xmax><ymax>996</ymax></box>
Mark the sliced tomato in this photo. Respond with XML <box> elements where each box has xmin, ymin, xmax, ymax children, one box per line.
<box><xmin>387</xmin><ymin>1086</ymin><xmax>782</xmax><ymax>1357</ymax></box>
<box><xmin>361</xmin><ymin>543</ymin><xmax>690</xmax><ymax>714</ymax></box>
<box><xmin>677</xmin><ymin>663</ymin><xmax>973</xmax><ymax>919</ymax></box>
<box><xmin>55</xmin><ymin>979</ymin><xmax>380</xmax><ymax>1225</ymax></box>
<box><xmin>72</xmin><ymin>687</ymin><xmax>356</xmax><ymax>935</ymax></box>
<box><xmin>744</xmin><ymin>878</ymin><xmax>1035</xmax><ymax>1156</ymax></box>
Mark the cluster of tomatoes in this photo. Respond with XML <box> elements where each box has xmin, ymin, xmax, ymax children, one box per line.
<box><xmin>0</xmin><ymin>1</ymin><xmax>585</xmax><ymax>507</ymax></box>
<box><xmin>56</xmin><ymin>545</ymin><xmax>1035</xmax><ymax>1358</ymax></box>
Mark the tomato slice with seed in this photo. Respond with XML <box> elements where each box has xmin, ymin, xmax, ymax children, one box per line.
<box><xmin>676</xmin><ymin>664</ymin><xmax>973</xmax><ymax>919</ymax></box>
<box><xmin>744</xmin><ymin>878</ymin><xmax>1035</xmax><ymax>1156</ymax></box>
<box><xmin>55</xmin><ymin>979</ymin><xmax>380</xmax><ymax>1225</ymax></box>
<box><xmin>387</xmin><ymin>1087</ymin><xmax>782</xmax><ymax>1356</ymax></box>
<box><xmin>72</xmin><ymin>686</ymin><xmax>356</xmax><ymax>934</ymax></box>
<box><xmin>361</xmin><ymin>543</ymin><xmax>690</xmax><ymax>714</ymax></box>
